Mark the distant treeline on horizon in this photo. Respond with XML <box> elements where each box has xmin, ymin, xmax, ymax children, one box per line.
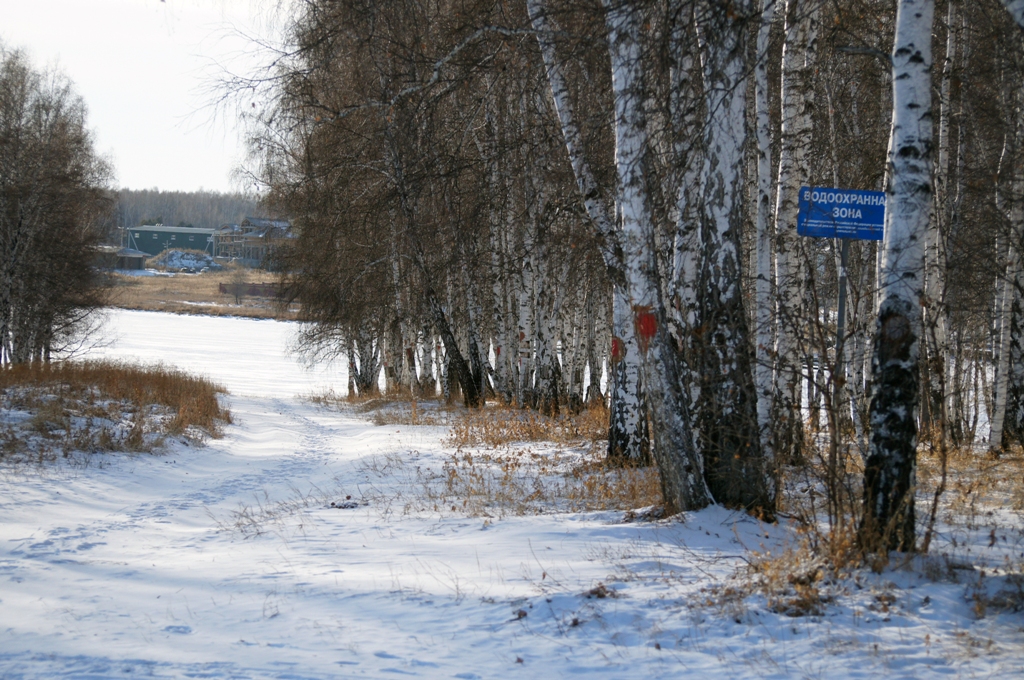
<box><xmin>103</xmin><ymin>188</ymin><xmax>260</xmax><ymax>239</ymax></box>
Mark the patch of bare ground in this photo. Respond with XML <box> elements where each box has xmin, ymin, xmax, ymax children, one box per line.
<box><xmin>0</xmin><ymin>360</ymin><xmax>231</xmax><ymax>463</ymax></box>
<box><xmin>105</xmin><ymin>267</ymin><xmax>299</xmax><ymax>320</ymax></box>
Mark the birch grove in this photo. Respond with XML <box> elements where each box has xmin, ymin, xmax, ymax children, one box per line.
<box><xmin>239</xmin><ymin>0</ymin><xmax>1024</xmax><ymax>545</ymax></box>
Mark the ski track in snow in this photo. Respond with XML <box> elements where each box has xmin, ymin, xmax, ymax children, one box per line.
<box><xmin>0</xmin><ymin>309</ymin><xmax>1022</xmax><ymax>679</ymax></box>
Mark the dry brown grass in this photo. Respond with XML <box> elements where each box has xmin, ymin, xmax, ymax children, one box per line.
<box><xmin>746</xmin><ymin>538</ymin><xmax>832</xmax><ymax>617</ymax></box>
<box><xmin>307</xmin><ymin>389</ymin><xmax>456</xmax><ymax>426</ymax></box>
<box><xmin>446</xmin><ymin>403</ymin><xmax>610</xmax><ymax>448</ymax></box>
<box><xmin>332</xmin><ymin>396</ymin><xmax>660</xmax><ymax>516</ymax></box>
<box><xmin>0</xmin><ymin>360</ymin><xmax>231</xmax><ymax>461</ymax></box>
<box><xmin>0</xmin><ymin>360</ymin><xmax>230</xmax><ymax>433</ymax></box>
<box><xmin>917</xmin><ymin>444</ymin><xmax>1024</xmax><ymax>514</ymax></box>
<box><xmin>106</xmin><ymin>268</ymin><xmax>298</xmax><ymax>320</ymax></box>
<box><xmin>416</xmin><ymin>402</ymin><xmax>661</xmax><ymax>516</ymax></box>
<box><xmin>727</xmin><ymin>437</ymin><xmax>1024</xmax><ymax>621</ymax></box>
<box><xmin>423</xmin><ymin>447</ymin><xmax>662</xmax><ymax>516</ymax></box>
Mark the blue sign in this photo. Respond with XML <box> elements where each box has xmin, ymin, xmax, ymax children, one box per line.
<box><xmin>797</xmin><ymin>187</ymin><xmax>885</xmax><ymax>240</ymax></box>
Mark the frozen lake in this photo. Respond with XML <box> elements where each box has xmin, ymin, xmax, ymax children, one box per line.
<box><xmin>81</xmin><ymin>308</ymin><xmax>347</xmax><ymax>398</ymax></box>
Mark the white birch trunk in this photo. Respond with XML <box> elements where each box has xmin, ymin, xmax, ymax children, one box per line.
<box><xmin>533</xmin><ymin>236</ymin><xmax>563</xmax><ymax>415</ymax></box>
<box><xmin>861</xmin><ymin>0</ymin><xmax>933</xmax><ymax>552</ymax></box>
<box><xmin>1005</xmin><ymin>108</ymin><xmax>1024</xmax><ymax>446</ymax></box>
<box><xmin>584</xmin><ymin>290</ymin><xmax>605</xmax><ymax>404</ymax></box>
<box><xmin>923</xmin><ymin>0</ymin><xmax>955</xmax><ymax>436</ymax></box>
<box><xmin>1005</xmin><ymin>266</ymin><xmax>1024</xmax><ymax>445</ymax></box>
<box><xmin>609</xmin><ymin>285</ymin><xmax>649</xmax><ymax>462</ymax></box>
<box><xmin>693</xmin><ymin>0</ymin><xmax>773</xmax><ymax>511</ymax></box>
<box><xmin>990</xmin><ymin>247</ymin><xmax>1016</xmax><ymax>449</ymax></box>
<box><xmin>990</xmin><ymin>134</ymin><xmax>1012</xmax><ymax>446</ymax></box>
<box><xmin>489</xmin><ymin>235</ymin><xmax>511</xmax><ymax>401</ymax></box>
<box><xmin>772</xmin><ymin>0</ymin><xmax>818</xmax><ymax>463</ymax></box>
<box><xmin>517</xmin><ymin>226</ymin><xmax>535</xmax><ymax>407</ymax></box>
<box><xmin>504</xmin><ymin>177</ymin><xmax>523</xmax><ymax>397</ymax></box>
<box><xmin>481</xmin><ymin>97</ymin><xmax>512</xmax><ymax>402</ymax></box>
<box><xmin>754</xmin><ymin>0</ymin><xmax>777</xmax><ymax>457</ymax></box>
<box><xmin>564</xmin><ymin>302</ymin><xmax>584</xmax><ymax>407</ymax></box>
<box><xmin>990</xmin><ymin>116</ymin><xmax>1024</xmax><ymax>449</ymax></box>
<box><xmin>461</xmin><ymin>259</ymin><xmax>488</xmax><ymax>400</ymax></box>
<box><xmin>665</xmin><ymin>4</ymin><xmax>705</xmax><ymax>453</ymax></box>
<box><xmin>668</xmin><ymin>0</ymin><xmax>702</xmax><ymax>351</ymax></box>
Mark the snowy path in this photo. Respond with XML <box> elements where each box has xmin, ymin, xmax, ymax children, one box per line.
<box><xmin>0</xmin><ymin>393</ymin><xmax>718</xmax><ymax>678</ymax></box>
<box><xmin>1</xmin><ymin>310</ymin><xmax>1022</xmax><ymax>678</ymax></box>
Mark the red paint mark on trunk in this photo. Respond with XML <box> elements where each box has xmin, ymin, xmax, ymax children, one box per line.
<box><xmin>633</xmin><ymin>306</ymin><xmax>657</xmax><ymax>353</ymax></box>
<box><xmin>611</xmin><ymin>336</ymin><xmax>624</xmax><ymax>363</ymax></box>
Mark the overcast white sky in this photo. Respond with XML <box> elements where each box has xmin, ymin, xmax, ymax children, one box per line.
<box><xmin>0</xmin><ymin>0</ymin><xmax>280</xmax><ymax>194</ymax></box>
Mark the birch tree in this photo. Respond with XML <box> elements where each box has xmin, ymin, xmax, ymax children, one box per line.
<box><xmin>859</xmin><ymin>0</ymin><xmax>933</xmax><ymax>553</ymax></box>
<box><xmin>753</xmin><ymin>0</ymin><xmax>777</xmax><ymax>456</ymax></box>
<box><xmin>989</xmin><ymin>98</ymin><xmax>1024</xmax><ymax>450</ymax></box>
<box><xmin>772</xmin><ymin>0</ymin><xmax>818</xmax><ymax>464</ymax></box>
<box><xmin>694</xmin><ymin>0</ymin><xmax>773</xmax><ymax>511</ymax></box>
<box><xmin>604</xmin><ymin>0</ymin><xmax>710</xmax><ymax>509</ymax></box>
<box><xmin>1001</xmin><ymin>107</ymin><xmax>1024</xmax><ymax>451</ymax></box>
<box><xmin>921</xmin><ymin>0</ymin><xmax>956</xmax><ymax>438</ymax></box>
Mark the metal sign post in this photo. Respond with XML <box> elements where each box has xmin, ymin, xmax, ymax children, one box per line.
<box><xmin>835</xmin><ymin>238</ymin><xmax>851</xmax><ymax>379</ymax></box>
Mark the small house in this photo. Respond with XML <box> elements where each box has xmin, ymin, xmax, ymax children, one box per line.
<box><xmin>94</xmin><ymin>245</ymin><xmax>149</xmax><ymax>270</ymax></box>
<box><xmin>127</xmin><ymin>225</ymin><xmax>216</xmax><ymax>256</ymax></box>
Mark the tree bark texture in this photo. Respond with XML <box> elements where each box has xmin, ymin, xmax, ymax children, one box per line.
<box><xmin>609</xmin><ymin>286</ymin><xmax>650</xmax><ymax>464</ymax></box>
<box><xmin>530</xmin><ymin>0</ymin><xmax>650</xmax><ymax>463</ymax></box>
<box><xmin>921</xmin><ymin>0</ymin><xmax>955</xmax><ymax>437</ymax></box>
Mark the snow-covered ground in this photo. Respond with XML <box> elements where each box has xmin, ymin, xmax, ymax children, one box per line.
<box><xmin>0</xmin><ymin>309</ymin><xmax>1021</xmax><ymax>678</ymax></box>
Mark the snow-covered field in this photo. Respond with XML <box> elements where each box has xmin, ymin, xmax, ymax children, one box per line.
<box><xmin>1</xmin><ymin>309</ymin><xmax>1022</xmax><ymax>679</ymax></box>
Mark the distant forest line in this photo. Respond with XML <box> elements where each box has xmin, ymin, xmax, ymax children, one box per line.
<box><xmin>102</xmin><ymin>189</ymin><xmax>260</xmax><ymax>240</ymax></box>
